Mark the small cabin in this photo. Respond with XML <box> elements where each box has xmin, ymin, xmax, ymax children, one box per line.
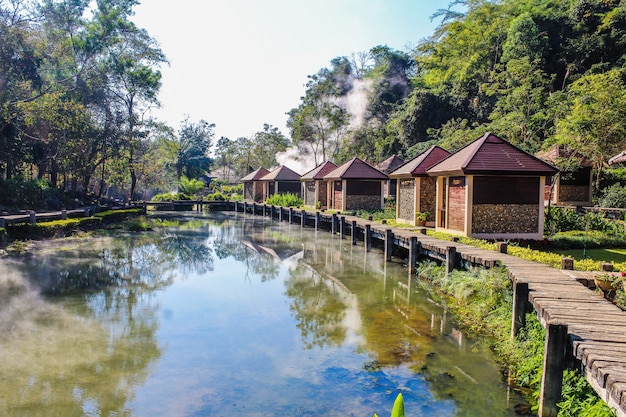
<box><xmin>389</xmin><ymin>146</ymin><xmax>451</xmax><ymax>226</ymax></box>
<box><xmin>426</xmin><ymin>133</ymin><xmax>558</xmax><ymax>240</ymax></box>
<box><xmin>241</xmin><ymin>167</ymin><xmax>269</xmax><ymax>202</ymax></box>
<box><xmin>259</xmin><ymin>165</ymin><xmax>302</xmax><ymax>201</ymax></box>
<box><xmin>323</xmin><ymin>158</ymin><xmax>388</xmax><ymax>211</ymax></box>
<box><xmin>536</xmin><ymin>144</ymin><xmax>593</xmax><ymax>207</ymax></box>
<box><xmin>300</xmin><ymin>161</ymin><xmax>338</xmax><ymax>209</ymax></box>
<box><xmin>375</xmin><ymin>155</ymin><xmax>405</xmax><ymax>198</ymax></box>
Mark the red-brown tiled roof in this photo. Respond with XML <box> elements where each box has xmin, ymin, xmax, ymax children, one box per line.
<box><xmin>535</xmin><ymin>144</ymin><xmax>593</xmax><ymax>168</ymax></box>
<box><xmin>259</xmin><ymin>165</ymin><xmax>301</xmax><ymax>181</ymax></box>
<box><xmin>240</xmin><ymin>167</ymin><xmax>269</xmax><ymax>182</ymax></box>
<box><xmin>427</xmin><ymin>132</ymin><xmax>558</xmax><ymax>176</ymax></box>
<box><xmin>375</xmin><ymin>155</ymin><xmax>405</xmax><ymax>173</ymax></box>
<box><xmin>389</xmin><ymin>146</ymin><xmax>451</xmax><ymax>178</ymax></box>
<box><xmin>323</xmin><ymin>157</ymin><xmax>389</xmax><ymax>180</ymax></box>
<box><xmin>300</xmin><ymin>161</ymin><xmax>338</xmax><ymax>181</ymax></box>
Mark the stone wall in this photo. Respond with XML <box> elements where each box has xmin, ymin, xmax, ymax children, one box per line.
<box><xmin>418</xmin><ymin>177</ymin><xmax>437</xmax><ymax>220</ymax></box>
<box><xmin>398</xmin><ymin>179</ymin><xmax>415</xmax><ymax>222</ymax></box>
<box><xmin>304</xmin><ymin>181</ymin><xmax>316</xmax><ymax>206</ymax></box>
<box><xmin>559</xmin><ymin>184</ymin><xmax>591</xmax><ymax>203</ymax></box>
<box><xmin>472</xmin><ymin>204</ymin><xmax>539</xmax><ymax>234</ymax></box>
<box><xmin>346</xmin><ymin>195</ymin><xmax>382</xmax><ymax>211</ymax></box>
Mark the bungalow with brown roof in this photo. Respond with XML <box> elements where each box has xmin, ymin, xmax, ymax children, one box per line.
<box><xmin>300</xmin><ymin>161</ymin><xmax>338</xmax><ymax>209</ymax></box>
<box><xmin>535</xmin><ymin>144</ymin><xmax>593</xmax><ymax>207</ymax></box>
<box><xmin>375</xmin><ymin>155</ymin><xmax>405</xmax><ymax>198</ymax></box>
<box><xmin>389</xmin><ymin>146</ymin><xmax>451</xmax><ymax>226</ymax></box>
<box><xmin>259</xmin><ymin>165</ymin><xmax>302</xmax><ymax>201</ymax></box>
<box><xmin>323</xmin><ymin>157</ymin><xmax>388</xmax><ymax>211</ymax></box>
<box><xmin>241</xmin><ymin>167</ymin><xmax>269</xmax><ymax>202</ymax></box>
<box><xmin>426</xmin><ymin>133</ymin><xmax>558</xmax><ymax>240</ymax></box>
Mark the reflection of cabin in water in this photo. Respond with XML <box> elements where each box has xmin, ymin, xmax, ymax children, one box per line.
<box><xmin>389</xmin><ymin>146</ymin><xmax>451</xmax><ymax>226</ymax></box>
<box><xmin>259</xmin><ymin>165</ymin><xmax>302</xmax><ymax>201</ymax></box>
<box><xmin>426</xmin><ymin>133</ymin><xmax>558</xmax><ymax>240</ymax></box>
<box><xmin>241</xmin><ymin>167</ymin><xmax>269</xmax><ymax>202</ymax></box>
<box><xmin>300</xmin><ymin>161</ymin><xmax>338</xmax><ymax>209</ymax></box>
<box><xmin>375</xmin><ymin>155</ymin><xmax>405</xmax><ymax>198</ymax></box>
<box><xmin>535</xmin><ymin>144</ymin><xmax>593</xmax><ymax>207</ymax></box>
<box><xmin>323</xmin><ymin>157</ymin><xmax>388</xmax><ymax>211</ymax></box>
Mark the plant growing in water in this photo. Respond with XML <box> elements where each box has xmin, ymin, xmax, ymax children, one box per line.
<box><xmin>374</xmin><ymin>393</ymin><xmax>404</xmax><ymax>417</ymax></box>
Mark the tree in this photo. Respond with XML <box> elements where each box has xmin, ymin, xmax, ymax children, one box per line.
<box><xmin>287</xmin><ymin>58</ymin><xmax>351</xmax><ymax>165</ymax></box>
<box><xmin>174</xmin><ymin>118</ymin><xmax>214</xmax><ymax>180</ymax></box>
<box><xmin>251</xmin><ymin>124</ymin><xmax>290</xmax><ymax>169</ymax></box>
<box><xmin>555</xmin><ymin>68</ymin><xmax>626</xmax><ymax>192</ymax></box>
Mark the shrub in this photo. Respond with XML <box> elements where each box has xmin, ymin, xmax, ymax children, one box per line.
<box><xmin>599</xmin><ymin>183</ymin><xmax>626</xmax><ymax>209</ymax></box>
<box><xmin>178</xmin><ymin>175</ymin><xmax>205</xmax><ymax>196</ymax></box>
<box><xmin>152</xmin><ymin>192</ymin><xmax>191</xmax><ymax>201</ymax></box>
<box><xmin>265</xmin><ymin>192</ymin><xmax>303</xmax><ymax>207</ymax></box>
<box><xmin>206</xmin><ymin>191</ymin><xmax>226</xmax><ymax>201</ymax></box>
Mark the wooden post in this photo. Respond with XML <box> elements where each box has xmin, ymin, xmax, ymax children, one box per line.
<box><xmin>561</xmin><ymin>257</ymin><xmax>574</xmax><ymax>270</ymax></box>
<box><xmin>234</xmin><ymin>201</ymin><xmax>238</xmax><ymax>213</ymax></box>
<box><xmin>252</xmin><ymin>203</ymin><xmax>257</xmax><ymax>216</ymax></box>
<box><xmin>28</xmin><ymin>211</ymin><xmax>36</xmax><ymax>224</ymax></box>
<box><xmin>316</xmin><ymin>212</ymin><xmax>321</xmax><ymax>230</ymax></box>
<box><xmin>365</xmin><ymin>224</ymin><xmax>372</xmax><ymax>252</ymax></box>
<box><xmin>269</xmin><ymin>205</ymin><xmax>274</xmax><ymax>219</ymax></box>
<box><xmin>0</xmin><ymin>218</ymin><xmax>5</xmax><ymax>228</ymax></box>
<box><xmin>332</xmin><ymin>214</ymin><xmax>338</xmax><ymax>234</ymax></box>
<box><xmin>61</xmin><ymin>209</ymin><xmax>67</xmax><ymax>220</ymax></box>
<box><xmin>409</xmin><ymin>236</ymin><xmax>418</xmax><ymax>275</ymax></box>
<box><xmin>539</xmin><ymin>323</ymin><xmax>568</xmax><ymax>417</ymax></box>
<box><xmin>351</xmin><ymin>220</ymin><xmax>357</xmax><ymax>245</ymax></box>
<box><xmin>289</xmin><ymin>207</ymin><xmax>294</xmax><ymax>224</ymax></box>
<box><xmin>385</xmin><ymin>229</ymin><xmax>394</xmax><ymax>261</ymax></box>
<box><xmin>420</xmin><ymin>228</ymin><xmax>427</xmax><ymax>235</ymax></box>
<box><xmin>142</xmin><ymin>201</ymin><xmax>147</xmax><ymax>215</ymax></box>
<box><xmin>243</xmin><ymin>202</ymin><xmax>248</xmax><ymax>214</ymax></box>
<box><xmin>498</xmin><ymin>242</ymin><xmax>508</xmax><ymax>254</ymax></box>
<box><xmin>511</xmin><ymin>281</ymin><xmax>530</xmax><ymax>338</ymax></box>
<box><xmin>445</xmin><ymin>246</ymin><xmax>458</xmax><ymax>273</ymax></box>
<box><xmin>279</xmin><ymin>207</ymin><xmax>284</xmax><ymax>222</ymax></box>
<box><xmin>301</xmin><ymin>209</ymin><xmax>306</xmax><ymax>227</ymax></box>
<box><xmin>340</xmin><ymin>216</ymin><xmax>346</xmax><ymax>239</ymax></box>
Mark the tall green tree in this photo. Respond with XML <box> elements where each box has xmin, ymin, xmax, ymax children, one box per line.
<box><xmin>555</xmin><ymin>68</ymin><xmax>626</xmax><ymax>192</ymax></box>
<box><xmin>251</xmin><ymin>124</ymin><xmax>290</xmax><ymax>169</ymax></box>
<box><xmin>174</xmin><ymin>118</ymin><xmax>214</xmax><ymax>180</ymax></box>
<box><xmin>287</xmin><ymin>58</ymin><xmax>351</xmax><ymax>165</ymax></box>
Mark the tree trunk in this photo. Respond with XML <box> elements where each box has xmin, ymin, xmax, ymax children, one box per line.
<box><xmin>129</xmin><ymin>168</ymin><xmax>137</xmax><ymax>202</ymax></box>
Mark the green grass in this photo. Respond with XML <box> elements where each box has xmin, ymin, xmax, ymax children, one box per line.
<box><xmin>551</xmin><ymin>248</ymin><xmax>626</xmax><ymax>264</ymax></box>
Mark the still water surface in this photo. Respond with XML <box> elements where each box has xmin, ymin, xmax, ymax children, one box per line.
<box><xmin>0</xmin><ymin>213</ymin><xmax>524</xmax><ymax>416</ymax></box>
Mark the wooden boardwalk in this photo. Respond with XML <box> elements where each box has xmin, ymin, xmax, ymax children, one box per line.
<box><xmin>234</xmin><ymin>202</ymin><xmax>626</xmax><ymax>417</ymax></box>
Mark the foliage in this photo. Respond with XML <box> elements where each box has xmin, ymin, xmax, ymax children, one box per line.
<box><xmin>416</xmin><ymin>260</ymin><xmax>610</xmax><ymax>415</ymax></box>
<box><xmin>5</xmin><ymin>218</ymin><xmax>101</xmax><ymax>239</ymax></box>
<box><xmin>353</xmin><ymin>208</ymin><xmax>396</xmax><ymax>222</ymax></box>
<box><xmin>178</xmin><ymin>176</ymin><xmax>205</xmax><ymax>196</ymax></box>
<box><xmin>152</xmin><ymin>193</ymin><xmax>190</xmax><ymax>201</ymax></box>
<box><xmin>265</xmin><ymin>193</ymin><xmax>303</xmax><ymax>208</ymax></box>
<box><xmin>558</xmin><ymin>370</ymin><xmax>615</xmax><ymax>417</ymax></box>
<box><xmin>598</xmin><ymin>183</ymin><xmax>626</xmax><ymax>209</ymax></box>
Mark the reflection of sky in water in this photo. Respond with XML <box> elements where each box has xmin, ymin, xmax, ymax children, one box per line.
<box><xmin>0</xmin><ymin>216</ymin><xmax>524</xmax><ymax>417</ymax></box>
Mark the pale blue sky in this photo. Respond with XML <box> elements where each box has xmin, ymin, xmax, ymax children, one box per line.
<box><xmin>132</xmin><ymin>0</ymin><xmax>454</xmax><ymax>141</ymax></box>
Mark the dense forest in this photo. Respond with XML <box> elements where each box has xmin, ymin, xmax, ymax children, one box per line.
<box><xmin>2</xmin><ymin>0</ymin><xmax>626</xmax><ymax>206</ymax></box>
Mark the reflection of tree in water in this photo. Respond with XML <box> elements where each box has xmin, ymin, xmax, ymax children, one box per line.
<box><xmin>284</xmin><ymin>261</ymin><xmax>349</xmax><ymax>349</ymax></box>
<box><xmin>0</xmin><ymin>227</ymin><xmax>216</xmax><ymax>416</ymax></box>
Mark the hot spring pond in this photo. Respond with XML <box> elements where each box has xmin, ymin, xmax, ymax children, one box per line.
<box><xmin>0</xmin><ymin>213</ymin><xmax>526</xmax><ymax>416</ymax></box>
